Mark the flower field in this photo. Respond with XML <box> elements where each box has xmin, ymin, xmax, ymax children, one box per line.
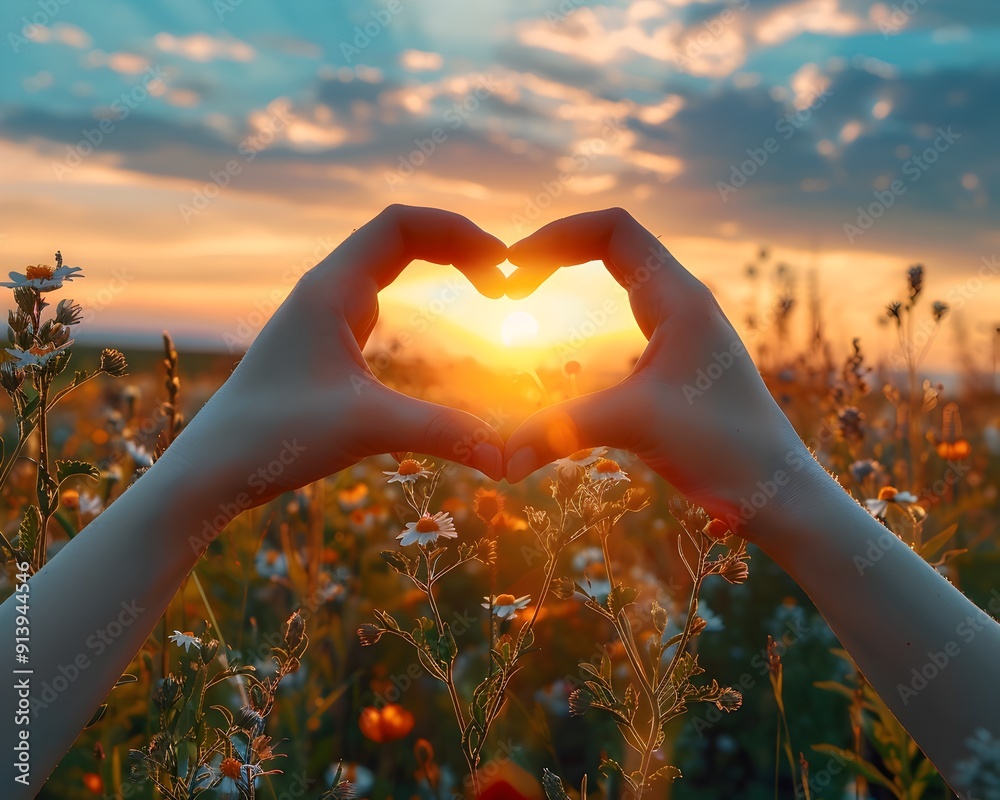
<box><xmin>3</xmin><ymin>257</ymin><xmax>999</xmax><ymax>800</ymax></box>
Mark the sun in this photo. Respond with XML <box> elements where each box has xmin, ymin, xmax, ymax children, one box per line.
<box><xmin>500</xmin><ymin>311</ymin><xmax>539</xmax><ymax>347</ymax></box>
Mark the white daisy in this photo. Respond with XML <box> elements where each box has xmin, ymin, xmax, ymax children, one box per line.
<box><xmin>554</xmin><ymin>447</ymin><xmax>607</xmax><ymax>469</ymax></box>
<box><xmin>2</xmin><ymin>264</ymin><xmax>83</xmax><ymax>292</ymax></box>
<box><xmin>397</xmin><ymin>511</ymin><xmax>457</xmax><ymax>547</ymax></box>
<box><xmin>589</xmin><ymin>457</ymin><xmax>630</xmax><ymax>483</ymax></box>
<box><xmin>79</xmin><ymin>492</ymin><xmax>103</xmax><ymax>516</ymax></box>
<box><xmin>169</xmin><ymin>631</ymin><xmax>202</xmax><ymax>652</ymax></box>
<box><xmin>255</xmin><ymin>547</ymin><xmax>288</xmax><ymax>579</ymax></box>
<box><xmin>5</xmin><ymin>341</ymin><xmax>72</xmax><ymax>370</ymax></box>
<box><xmin>384</xmin><ymin>458</ymin><xmax>434</xmax><ymax>484</ymax></box>
<box><xmin>124</xmin><ymin>438</ymin><xmax>154</xmax><ymax>468</ymax></box>
<box><xmin>864</xmin><ymin>486</ymin><xmax>920</xmax><ymax>519</ymax></box>
<box><xmin>482</xmin><ymin>593</ymin><xmax>531</xmax><ymax>620</ymax></box>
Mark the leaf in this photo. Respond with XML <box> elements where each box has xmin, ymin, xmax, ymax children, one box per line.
<box><xmin>542</xmin><ymin>769</ymin><xmax>572</xmax><ymax>800</ymax></box>
<box><xmin>442</xmin><ymin>623</ymin><xmax>458</xmax><ymax>661</ymax></box>
<box><xmin>85</xmin><ymin>704</ymin><xmax>107</xmax><ymax>729</ymax></box>
<box><xmin>812</xmin><ymin>680</ymin><xmax>855</xmax><ymax>701</ymax></box>
<box><xmin>599</xmin><ymin>758</ymin><xmax>625</xmax><ymax>778</ymax></box>
<box><xmin>16</xmin><ymin>506</ymin><xmax>41</xmax><ymax>558</ymax></box>
<box><xmin>811</xmin><ymin>745</ymin><xmax>900</xmax><ymax>795</ymax></box>
<box><xmin>607</xmin><ymin>583</ymin><xmax>639</xmax><ymax>617</ymax></box>
<box><xmin>380</xmin><ymin>550</ymin><xmax>413</xmax><ymax>576</ymax></box>
<box><xmin>917</xmin><ymin>523</ymin><xmax>958</xmax><ymax>559</ymax></box>
<box><xmin>373</xmin><ymin>609</ymin><xmax>400</xmax><ymax>632</ymax></box>
<box><xmin>928</xmin><ymin>548</ymin><xmax>967</xmax><ymax>567</ymax></box>
<box><xmin>55</xmin><ymin>459</ymin><xmax>100</xmax><ymax>486</ymax></box>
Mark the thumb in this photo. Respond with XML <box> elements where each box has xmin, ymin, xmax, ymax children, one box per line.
<box><xmin>372</xmin><ymin>391</ymin><xmax>505</xmax><ymax>480</ymax></box>
<box><xmin>504</xmin><ymin>385</ymin><xmax>638</xmax><ymax>483</ymax></box>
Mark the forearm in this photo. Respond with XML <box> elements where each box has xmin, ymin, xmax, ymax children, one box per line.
<box><xmin>751</xmin><ymin>456</ymin><xmax>1000</xmax><ymax>790</ymax></box>
<box><xmin>0</xmin><ymin>440</ymin><xmax>226</xmax><ymax>796</ymax></box>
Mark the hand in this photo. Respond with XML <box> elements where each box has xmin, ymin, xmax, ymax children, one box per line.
<box><xmin>165</xmin><ymin>205</ymin><xmax>508</xmax><ymax>509</ymax></box>
<box><xmin>502</xmin><ymin>208</ymin><xmax>823</xmax><ymax>538</ymax></box>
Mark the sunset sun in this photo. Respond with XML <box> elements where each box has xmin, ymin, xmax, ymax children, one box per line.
<box><xmin>500</xmin><ymin>311</ymin><xmax>539</xmax><ymax>347</ymax></box>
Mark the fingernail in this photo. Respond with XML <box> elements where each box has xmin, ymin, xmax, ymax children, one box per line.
<box><xmin>471</xmin><ymin>443</ymin><xmax>504</xmax><ymax>482</ymax></box>
<box><xmin>506</xmin><ymin>446</ymin><xmax>539</xmax><ymax>484</ymax></box>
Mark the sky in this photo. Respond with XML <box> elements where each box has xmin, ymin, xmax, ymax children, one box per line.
<box><xmin>0</xmin><ymin>0</ymin><xmax>998</xmax><ymax>374</ymax></box>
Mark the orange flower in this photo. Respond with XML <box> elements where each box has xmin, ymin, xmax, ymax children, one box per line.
<box><xmin>61</xmin><ymin>488</ymin><xmax>80</xmax><ymax>510</ymax></box>
<box><xmin>474</xmin><ymin>488</ymin><xmax>505</xmax><ymax>525</ymax></box>
<box><xmin>81</xmin><ymin>773</ymin><xmax>103</xmax><ymax>793</ymax></box>
<box><xmin>359</xmin><ymin>704</ymin><xmax>415</xmax><ymax>743</ymax></box>
<box><xmin>936</xmin><ymin>440</ymin><xmax>971</xmax><ymax>460</ymax></box>
<box><xmin>702</xmin><ymin>518</ymin><xmax>731</xmax><ymax>541</ymax></box>
<box><xmin>219</xmin><ymin>757</ymin><xmax>242</xmax><ymax>780</ymax></box>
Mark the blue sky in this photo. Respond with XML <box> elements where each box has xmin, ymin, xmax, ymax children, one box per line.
<box><xmin>0</xmin><ymin>0</ymin><xmax>997</xmax><ymax>367</ymax></box>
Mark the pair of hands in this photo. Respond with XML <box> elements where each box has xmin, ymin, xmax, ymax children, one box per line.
<box><xmin>185</xmin><ymin>205</ymin><xmax>817</xmax><ymax>542</ymax></box>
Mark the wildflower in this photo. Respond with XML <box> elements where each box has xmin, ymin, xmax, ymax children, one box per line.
<box><xmin>849</xmin><ymin>459</ymin><xmax>881</xmax><ymax>484</ymax></box>
<box><xmin>702</xmin><ymin>518</ymin><xmax>730</xmax><ymax>541</ymax></box>
<box><xmin>552</xmin><ymin>577</ymin><xmax>576</xmax><ymax>600</ymax></box>
<box><xmin>554</xmin><ymin>446</ymin><xmax>607</xmax><ymax>469</ymax></box>
<box><xmin>836</xmin><ymin>406</ymin><xmax>865</xmax><ymax>443</ymax></box>
<box><xmin>5</xmin><ymin>342</ymin><xmax>71</xmax><ymax>370</ymax></box>
<box><xmin>61</xmin><ymin>488</ymin><xmax>80</xmax><ymax>510</ymax></box>
<box><xmin>720</xmin><ymin>559</ymin><xmax>750</xmax><ymax>585</ymax></box>
<box><xmin>81</xmin><ymin>773</ymin><xmax>102</xmax><ymax>793</ymax></box>
<box><xmin>250</xmin><ymin>734</ymin><xmax>274</xmax><ymax>761</ymax></box>
<box><xmin>79</xmin><ymin>492</ymin><xmax>103</xmax><ymax>516</ymax></box>
<box><xmin>568</xmin><ymin>687</ymin><xmax>593</xmax><ymax>716</ymax></box>
<box><xmin>356</xmin><ymin>624</ymin><xmax>383</xmax><ymax>646</ymax></box>
<box><xmin>564</xmin><ymin>360</ymin><xmax>581</xmax><ymax>376</ymax></box>
<box><xmin>886</xmin><ymin>301</ymin><xmax>902</xmax><ymax>323</ymax></box>
<box><xmin>715</xmin><ymin>688</ymin><xmax>743</xmax><ymax>712</ymax></box>
<box><xmin>283</xmin><ymin>610</ymin><xmax>305</xmax><ymax>650</ymax></box>
<box><xmin>98</xmin><ymin>348</ymin><xmax>128</xmax><ymax>376</ymax></box>
<box><xmin>384</xmin><ymin>457</ymin><xmax>433</xmax><ymax>484</ymax></box>
<box><xmin>255</xmin><ymin>547</ymin><xmax>288</xmax><ymax>579</ymax></box>
<box><xmin>483</xmin><ymin>593</ymin><xmax>531</xmax><ymax>620</ymax></box>
<box><xmin>358</xmin><ymin>704</ymin><xmax>415</xmax><ymax>743</ymax></box>
<box><xmin>337</xmin><ymin>483</ymin><xmax>368</xmax><ymax>510</ymax></box>
<box><xmin>2</xmin><ymin>263</ymin><xmax>83</xmax><ymax>292</ymax></box>
<box><xmin>864</xmin><ymin>485</ymin><xmax>920</xmax><ymax>519</ymax></box>
<box><xmin>473</xmin><ymin>487</ymin><xmax>504</xmax><ymax>525</ymax></box>
<box><xmin>169</xmin><ymin>631</ymin><xmax>201</xmax><ymax>652</ymax></box>
<box><xmin>907</xmin><ymin>263</ymin><xmax>924</xmax><ymax>299</ymax></box>
<box><xmin>124</xmin><ymin>438</ymin><xmax>154</xmax><ymax>468</ymax></box>
<box><xmin>932</xmin><ymin>300</ymin><xmax>949</xmax><ymax>322</ymax></box>
<box><xmin>217</xmin><ymin>757</ymin><xmax>245</xmax><ymax>800</ymax></box>
<box><xmin>397</xmin><ymin>511</ymin><xmax>458</xmax><ymax>547</ymax></box>
<box><xmin>936</xmin><ymin>402</ymin><xmax>971</xmax><ymax>459</ymax></box>
<box><xmin>589</xmin><ymin>458</ymin><xmax>629</xmax><ymax>483</ymax></box>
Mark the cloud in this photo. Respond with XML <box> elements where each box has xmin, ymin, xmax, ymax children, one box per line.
<box><xmin>399</xmin><ymin>49</ymin><xmax>444</xmax><ymax>72</ymax></box>
<box><xmin>153</xmin><ymin>32</ymin><xmax>255</xmax><ymax>62</ymax></box>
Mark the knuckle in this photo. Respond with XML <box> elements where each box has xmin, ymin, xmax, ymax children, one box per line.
<box><xmin>604</xmin><ymin>206</ymin><xmax>634</xmax><ymax>226</ymax></box>
<box><xmin>425</xmin><ymin>409</ymin><xmax>470</xmax><ymax>460</ymax></box>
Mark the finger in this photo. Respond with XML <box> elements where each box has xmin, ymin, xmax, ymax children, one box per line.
<box><xmin>364</xmin><ymin>390</ymin><xmax>505</xmax><ymax>481</ymax></box>
<box><xmin>505</xmin><ymin>208</ymin><xmax>691</xmax><ymax>306</ymax></box>
<box><xmin>503</xmin><ymin>385</ymin><xmax>639</xmax><ymax>483</ymax></box>
<box><xmin>332</xmin><ymin>204</ymin><xmax>508</xmax><ymax>297</ymax></box>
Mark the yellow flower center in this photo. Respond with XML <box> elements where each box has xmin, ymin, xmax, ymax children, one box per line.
<box><xmin>569</xmin><ymin>448</ymin><xmax>595</xmax><ymax>461</ymax></box>
<box><xmin>877</xmin><ymin>486</ymin><xmax>899</xmax><ymax>501</ymax></box>
<box><xmin>593</xmin><ymin>458</ymin><xmax>621</xmax><ymax>473</ymax></box>
<box><xmin>25</xmin><ymin>265</ymin><xmax>54</xmax><ymax>281</ymax></box>
<box><xmin>495</xmin><ymin>593</ymin><xmax>516</xmax><ymax>606</ymax></box>
<box><xmin>415</xmin><ymin>515</ymin><xmax>439</xmax><ymax>533</ymax></box>
<box><xmin>397</xmin><ymin>459</ymin><xmax>423</xmax><ymax>475</ymax></box>
<box><xmin>220</xmin><ymin>757</ymin><xmax>243</xmax><ymax>780</ymax></box>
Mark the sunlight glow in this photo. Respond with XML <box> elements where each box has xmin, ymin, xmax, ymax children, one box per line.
<box><xmin>500</xmin><ymin>311</ymin><xmax>539</xmax><ymax>347</ymax></box>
